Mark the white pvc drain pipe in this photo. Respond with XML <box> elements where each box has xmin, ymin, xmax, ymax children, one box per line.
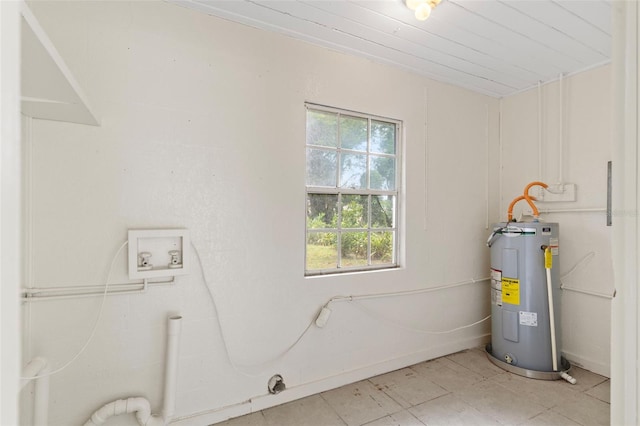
<box><xmin>84</xmin><ymin>315</ymin><xmax>182</xmax><ymax>425</ymax></box>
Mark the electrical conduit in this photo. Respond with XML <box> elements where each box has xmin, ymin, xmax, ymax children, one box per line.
<box><xmin>507</xmin><ymin>195</ymin><xmax>537</xmax><ymax>222</ymax></box>
<box><xmin>523</xmin><ymin>181</ymin><xmax>548</xmax><ymax>219</ymax></box>
<box><xmin>507</xmin><ymin>182</ymin><xmax>549</xmax><ymax>222</ymax></box>
<box><xmin>84</xmin><ymin>315</ymin><xmax>182</xmax><ymax>426</ymax></box>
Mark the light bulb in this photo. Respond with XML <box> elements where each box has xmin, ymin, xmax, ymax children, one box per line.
<box><xmin>405</xmin><ymin>0</ymin><xmax>425</xmax><ymax>11</ymax></box>
<box><xmin>415</xmin><ymin>2</ymin><xmax>432</xmax><ymax>20</ymax></box>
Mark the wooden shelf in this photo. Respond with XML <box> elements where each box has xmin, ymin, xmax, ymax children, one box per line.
<box><xmin>20</xmin><ymin>2</ymin><xmax>100</xmax><ymax>126</ymax></box>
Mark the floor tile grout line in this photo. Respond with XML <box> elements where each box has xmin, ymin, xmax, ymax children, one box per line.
<box><xmin>361</xmin><ymin>408</ymin><xmax>429</xmax><ymax>426</ymax></box>
<box><xmin>547</xmin><ymin>407</ymin><xmax>586</xmax><ymax>426</ymax></box>
<box><xmin>215</xmin><ymin>346</ymin><xmax>610</xmax><ymax>426</ymax></box>
<box><xmin>318</xmin><ymin>392</ymin><xmax>350</xmax><ymax>426</ymax></box>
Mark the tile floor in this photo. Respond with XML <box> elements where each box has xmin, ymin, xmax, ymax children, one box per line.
<box><xmin>216</xmin><ymin>347</ymin><xmax>610</xmax><ymax>426</ymax></box>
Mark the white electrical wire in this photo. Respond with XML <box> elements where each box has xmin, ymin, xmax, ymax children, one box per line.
<box><xmin>192</xmin><ymin>239</ymin><xmax>490</xmax><ymax>375</ymax></box>
<box><xmin>21</xmin><ymin>241</ymin><xmax>128</xmax><ymax>380</ymax></box>
<box><xmin>559</xmin><ymin>251</ymin><xmax>615</xmax><ymax>299</ymax></box>
<box><xmin>191</xmin><ymin>242</ymin><xmax>316</xmax><ymax>378</ymax></box>
<box><xmin>560</xmin><ymin>251</ymin><xmax>596</xmax><ymax>283</ymax></box>
<box><xmin>351</xmin><ymin>301</ymin><xmax>490</xmax><ymax>335</ymax></box>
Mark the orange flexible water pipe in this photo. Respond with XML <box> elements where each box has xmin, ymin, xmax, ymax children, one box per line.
<box><xmin>507</xmin><ymin>195</ymin><xmax>537</xmax><ymax>222</ymax></box>
<box><xmin>523</xmin><ymin>181</ymin><xmax>548</xmax><ymax>218</ymax></box>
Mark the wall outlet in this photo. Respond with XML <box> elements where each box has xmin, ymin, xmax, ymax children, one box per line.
<box><xmin>537</xmin><ymin>183</ymin><xmax>576</xmax><ymax>202</ymax></box>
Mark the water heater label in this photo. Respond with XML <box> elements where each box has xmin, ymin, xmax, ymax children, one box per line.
<box><xmin>491</xmin><ymin>288</ymin><xmax>503</xmax><ymax>306</ymax></box>
<box><xmin>491</xmin><ymin>268</ymin><xmax>502</xmax><ymax>283</ymax></box>
<box><xmin>491</xmin><ymin>269</ymin><xmax>502</xmax><ymax>306</ymax></box>
<box><xmin>549</xmin><ymin>237</ymin><xmax>559</xmax><ymax>255</ymax></box>
<box><xmin>501</xmin><ymin>278</ymin><xmax>520</xmax><ymax>305</ymax></box>
<box><xmin>519</xmin><ymin>311</ymin><xmax>538</xmax><ymax>327</ymax></box>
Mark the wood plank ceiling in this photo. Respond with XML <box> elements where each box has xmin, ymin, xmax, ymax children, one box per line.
<box><xmin>171</xmin><ymin>0</ymin><xmax>612</xmax><ymax>98</ymax></box>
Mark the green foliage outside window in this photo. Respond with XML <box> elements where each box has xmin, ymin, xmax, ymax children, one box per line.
<box><xmin>305</xmin><ymin>105</ymin><xmax>399</xmax><ymax>274</ymax></box>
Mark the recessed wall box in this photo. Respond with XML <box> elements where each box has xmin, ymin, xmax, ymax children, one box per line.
<box><xmin>128</xmin><ymin>229</ymin><xmax>189</xmax><ymax>279</ymax></box>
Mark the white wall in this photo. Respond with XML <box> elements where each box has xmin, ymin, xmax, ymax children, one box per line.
<box><xmin>500</xmin><ymin>65</ymin><xmax>613</xmax><ymax>376</ymax></box>
<box><xmin>20</xmin><ymin>2</ymin><xmax>499</xmax><ymax>425</ymax></box>
<box><xmin>611</xmin><ymin>1</ymin><xmax>640</xmax><ymax>423</ymax></box>
<box><xmin>1</xmin><ymin>1</ymin><xmax>22</xmax><ymax>424</ymax></box>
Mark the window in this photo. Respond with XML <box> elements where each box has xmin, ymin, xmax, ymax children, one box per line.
<box><xmin>305</xmin><ymin>104</ymin><xmax>400</xmax><ymax>275</ymax></box>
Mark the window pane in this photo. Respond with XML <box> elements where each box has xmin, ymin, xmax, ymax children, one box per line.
<box><xmin>370</xmin><ymin>155</ymin><xmax>395</xmax><ymax>190</ymax></box>
<box><xmin>307</xmin><ymin>232</ymin><xmax>338</xmax><ymax>270</ymax></box>
<box><xmin>306</xmin><ymin>148</ymin><xmax>337</xmax><ymax>187</ymax></box>
<box><xmin>341</xmin><ymin>195</ymin><xmax>368</xmax><ymax>229</ymax></box>
<box><xmin>340</xmin><ymin>153</ymin><xmax>367</xmax><ymax>189</ymax></box>
<box><xmin>340</xmin><ymin>115</ymin><xmax>367</xmax><ymax>151</ymax></box>
<box><xmin>371</xmin><ymin>195</ymin><xmax>394</xmax><ymax>228</ymax></box>
<box><xmin>307</xmin><ymin>110</ymin><xmax>338</xmax><ymax>147</ymax></box>
<box><xmin>307</xmin><ymin>194</ymin><xmax>338</xmax><ymax>228</ymax></box>
<box><xmin>305</xmin><ymin>105</ymin><xmax>400</xmax><ymax>275</ymax></box>
<box><xmin>371</xmin><ymin>231</ymin><xmax>394</xmax><ymax>264</ymax></box>
<box><xmin>341</xmin><ymin>231</ymin><xmax>368</xmax><ymax>267</ymax></box>
<box><xmin>371</xmin><ymin>120</ymin><xmax>396</xmax><ymax>154</ymax></box>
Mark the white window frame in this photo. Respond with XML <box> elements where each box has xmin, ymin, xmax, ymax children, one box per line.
<box><xmin>304</xmin><ymin>103</ymin><xmax>402</xmax><ymax>276</ymax></box>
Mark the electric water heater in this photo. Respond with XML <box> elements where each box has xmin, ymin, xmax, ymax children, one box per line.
<box><xmin>490</xmin><ymin>222</ymin><xmax>560</xmax><ymax>371</ymax></box>
<box><xmin>486</xmin><ymin>221</ymin><xmax>571</xmax><ymax>378</ymax></box>
<box><xmin>486</xmin><ymin>182</ymin><xmax>576</xmax><ymax>382</ymax></box>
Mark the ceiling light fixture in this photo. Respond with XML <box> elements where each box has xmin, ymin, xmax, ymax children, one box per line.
<box><xmin>405</xmin><ymin>0</ymin><xmax>441</xmax><ymax>21</ymax></box>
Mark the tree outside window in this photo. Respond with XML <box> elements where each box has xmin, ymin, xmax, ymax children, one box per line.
<box><xmin>305</xmin><ymin>104</ymin><xmax>400</xmax><ymax>275</ymax></box>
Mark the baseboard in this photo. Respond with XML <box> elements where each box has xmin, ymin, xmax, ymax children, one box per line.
<box><xmin>172</xmin><ymin>334</ymin><xmax>490</xmax><ymax>425</ymax></box>
<box><xmin>563</xmin><ymin>350</ymin><xmax>610</xmax><ymax>378</ymax></box>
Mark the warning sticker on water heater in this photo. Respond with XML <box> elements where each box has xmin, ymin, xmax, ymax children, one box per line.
<box><xmin>519</xmin><ymin>311</ymin><xmax>538</xmax><ymax>327</ymax></box>
<box><xmin>490</xmin><ymin>269</ymin><xmax>502</xmax><ymax>306</ymax></box>
<box><xmin>492</xmin><ymin>289</ymin><xmax>502</xmax><ymax>306</ymax></box>
<box><xmin>491</xmin><ymin>269</ymin><xmax>502</xmax><ymax>284</ymax></box>
<box><xmin>501</xmin><ymin>278</ymin><xmax>520</xmax><ymax>305</ymax></box>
